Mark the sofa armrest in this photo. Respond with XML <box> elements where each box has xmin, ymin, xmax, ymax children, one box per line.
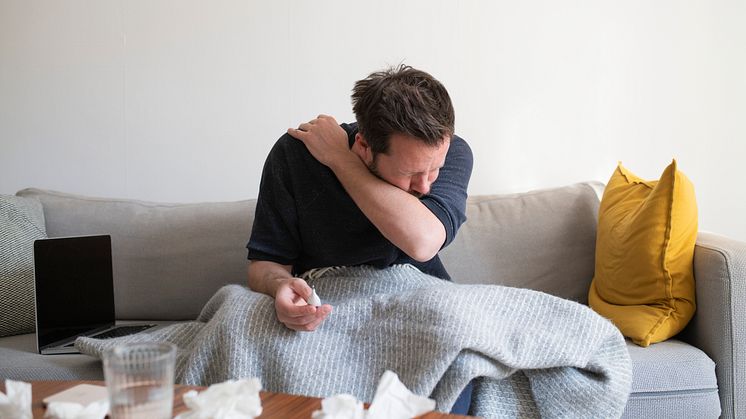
<box><xmin>680</xmin><ymin>231</ymin><xmax>746</xmax><ymax>419</ymax></box>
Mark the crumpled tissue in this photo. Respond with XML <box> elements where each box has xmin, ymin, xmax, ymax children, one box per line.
<box><xmin>307</xmin><ymin>287</ymin><xmax>322</xmax><ymax>307</ymax></box>
<box><xmin>311</xmin><ymin>394</ymin><xmax>365</xmax><ymax>419</ymax></box>
<box><xmin>312</xmin><ymin>370</ymin><xmax>436</xmax><ymax>419</ymax></box>
<box><xmin>44</xmin><ymin>401</ymin><xmax>109</xmax><ymax>419</ymax></box>
<box><xmin>174</xmin><ymin>378</ymin><xmax>263</xmax><ymax>419</ymax></box>
<box><xmin>0</xmin><ymin>379</ymin><xmax>32</xmax><ymax>419</ymax></box>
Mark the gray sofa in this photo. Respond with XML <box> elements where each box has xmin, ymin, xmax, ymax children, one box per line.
<box><xmin>2</xmin><ymin>183</ymin><xmax>744</xmax><ymax>418</ymax></box>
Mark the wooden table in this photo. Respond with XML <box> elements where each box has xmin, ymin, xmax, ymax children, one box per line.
<box><xmin>1</xmin><ymin>380</ymin><xmax>474</xmax><ymax>418</ymax></box>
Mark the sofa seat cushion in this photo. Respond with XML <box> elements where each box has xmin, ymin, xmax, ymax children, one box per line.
<box><xmin>622</xmin><ymin>339</ymin><xmax>720</xmax><ymax>418</ymax></box>
<box><xmin>0</xmin><ymin>321</ymin><xmax>177</xmax><ymax>381</ymax></box>
<box><xmin>0</xmin><ymin>333</ymin><xmax>103</xmax><ymax>380</ymax></box>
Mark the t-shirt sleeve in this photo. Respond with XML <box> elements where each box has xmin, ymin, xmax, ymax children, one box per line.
<box><xmin>420</xmin><ymin>135</ymin><xmax>473</xmax><ymax>249</ymax></box>
<box><xmin>246</xmin><ymin>138</ymin><xmax>302</xmax><ymax>266</ymax></box>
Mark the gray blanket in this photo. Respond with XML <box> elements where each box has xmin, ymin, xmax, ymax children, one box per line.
<box><xmin>77</xmin><ymin>265</ymin><xmax>632</xmax><ymax>418</ymax></box>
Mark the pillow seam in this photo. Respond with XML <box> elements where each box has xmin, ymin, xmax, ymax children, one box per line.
<box><xmin>646</xmin><ymin>167</ymin><xmax>678</xmax><ymax>344</ymax></box>
<box><xmin>640</xmin><ymin>307</ymin><xmax>674</xmax><ymax>346</ymax></box>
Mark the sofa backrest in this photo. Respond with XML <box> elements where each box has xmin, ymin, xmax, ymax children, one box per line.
<box><xmin>440</xmin><ymin>182</ymin><xmax>602</xmax><ymax>304</ymax></box>
<box><xmin>17</xmin><ymin>188</ymin><xmax>254</xmax><ymax>320</ymax></box>
<box><xmin>17</xmin><ymin>181</ymin><xmax>602</xmax><ymax>320</ymax></box>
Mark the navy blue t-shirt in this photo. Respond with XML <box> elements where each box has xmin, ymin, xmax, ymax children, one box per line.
<box><xmin>246</xmin><ymin>123</ymin><xmax>473</xmax><ymax>280</ymax></box>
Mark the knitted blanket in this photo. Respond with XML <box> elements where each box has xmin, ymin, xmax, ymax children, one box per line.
<box><xmin>77</xmin><ymin>265</ymin><xmax>632</xmax><ymax>418</ymax></box>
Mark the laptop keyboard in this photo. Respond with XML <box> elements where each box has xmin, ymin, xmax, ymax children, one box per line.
<box><xmin>91</xmin><ymin>325</ymin><xmax>156</xmax><ymax>340</ymax></box>
<box><xmin>61</xmin><ymin>324</ymin><xmax>156</xmax><ymax>348</ymax></box>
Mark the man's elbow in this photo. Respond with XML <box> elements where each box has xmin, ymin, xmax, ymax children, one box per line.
<box><xmin>247</xmin><ymin>262</ymin><xmax>259</xmax><ymax>292</ymax></box>
<box><xmin>408</xmin><ymin>247</ymin><xmax>439</xmax><ymax>263</ymax></box>
<box><xmin>405</xmin><ymin>232</ymin><xmax>445</xmax><ymax>262</ymax></box>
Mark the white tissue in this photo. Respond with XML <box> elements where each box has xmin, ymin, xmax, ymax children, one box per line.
<box><xmin>311</xmin><ymin>394</ymin><xmax>364</xmax><ymax>419</ymax></box>
<box><xmin>311</xmin><ymin>371</ymin><xmax>435</xmax><ymax>419</ymax></box>
<box><xmin>0</xmin><ymin>379</ymin><xmax>32</xmax><ymax>419</ymax></box>
<box><xmin>174</xmin><ymin>378</ymin><xmax>263</xmax><ymax>419</ymax></box>
<box><xmin>44</xmin><ymin>401</ymin><xmax>109</xmax><ymax>419</ymax></box>
<box><xmin>307</xmin><ymin>287</ymin><xmax>321</xmax><ymax>307</ymax></box>
<box><xmin>366</xmin><ymin>371</ymin><xmax>436</xmax><ymax>419</ymax></box>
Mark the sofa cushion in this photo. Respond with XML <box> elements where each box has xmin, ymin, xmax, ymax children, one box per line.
<box><xmin>622</xmin><ymin>339</ymin><xmax>720</xmax><ymax>418</ymax></box>
<box><xmin>0</xmin><ymin>195</ymin><xmax>47</xmax><ymax>337</ymax></box>
<box><xmin>0</xmin><ymin>333</ymin><xmax>102</xmax><ymax>380</ymax></box>
<box><xmin>589</xmin><ymin>161</ymin><xmax>698</xmax><ymax>347</ymax></box>
<box><xmin>440</xmin><ymin>182</ymin><xmax>601</xmax><ymax>304</ymax></box>
<box><xmin>16</xmin><ymin>188</ymin><xmax>255</xmax><ymax>320</ymax></box>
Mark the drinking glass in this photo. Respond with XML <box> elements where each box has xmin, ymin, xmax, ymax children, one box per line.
<box><xmin>103</xmin><ymin>342</ymin><xmax>176</xmax><ymax>419</ymax></box>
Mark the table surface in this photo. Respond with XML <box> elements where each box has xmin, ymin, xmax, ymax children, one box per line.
<box><xmin>1</xmin><ymin>380</ymin><xmax>474</xmax><ymax>419</ymax></box>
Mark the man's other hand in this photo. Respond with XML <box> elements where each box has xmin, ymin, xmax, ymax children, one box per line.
<box><xmin>288</xmin><ymin>115</ymin><xmax>353</xmax><ymax>168</ymax></box>
<box><xmin>274</xmin><ymin>277</ymin><xmax>333</xmax><ymax>331</ymax></box>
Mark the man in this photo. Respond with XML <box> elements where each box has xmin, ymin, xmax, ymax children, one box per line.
<box><xmin>247</xmin><ymin>65</ymin><xmax>472</xmax><ymax>331</ymax></box>
<box><xmin>246</xmin><ymin>65</ymin><xmax>474</xmax><ymax>414</ymax></box>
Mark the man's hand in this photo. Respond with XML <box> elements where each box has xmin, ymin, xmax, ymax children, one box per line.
<box><xmin>274</xmin><ymin>277</ymin><xmax>333</xmax><ymax>332</ymax></box>
<box><xmin>248</xmin><ymin>261</ymin><xmax>333</xmax><ymax>332</ymax></box>
<box><xmin>288</xmin><ymin>115</ymin><xmax>355</xmax><ymax>168</ymax></box>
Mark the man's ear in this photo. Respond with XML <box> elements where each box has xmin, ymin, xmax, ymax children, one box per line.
<box><xmin>353</xmin><ymin>133</ymin><xmax>373</xmax><ymax>164</ymax></box>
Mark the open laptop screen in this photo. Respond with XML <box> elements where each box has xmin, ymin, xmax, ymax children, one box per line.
<box><xmin>33</xmin><ymin>235</ymin><xmax>115</xmax><ymax>348</ymax></box>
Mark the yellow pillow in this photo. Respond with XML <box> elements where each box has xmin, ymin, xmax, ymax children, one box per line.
<box><xmin>588</xmin><ymin>160</ymin><xmax>698</xmax><ymax>347</ymax></box>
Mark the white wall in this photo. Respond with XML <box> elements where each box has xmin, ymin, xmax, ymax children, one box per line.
<box><xmin>1</xmin><ymin>0</ymin><xmax>744</xmax><ymax>241</ymax></box>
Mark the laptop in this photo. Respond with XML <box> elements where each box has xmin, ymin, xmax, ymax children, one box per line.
<box><xmin>33</xmin><ymin>235</ymin><xmax>162</xmax><ymax>355</ymax></box>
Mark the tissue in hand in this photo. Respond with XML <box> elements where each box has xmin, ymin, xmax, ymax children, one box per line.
<box><xmin>307</xmin><ymin>287</ymin><xmax>322</xmax><ymax>307</ymax></box>
<box><xmin>0</xmin><ymin>379</ymin><xmax>32</xmax><ymax>419</ymax></box>
<box><xmin>312</xmin><ymin>371</ymin><xmax>436</xmax><ymax>419</ymax></box>
<box><xmin>174</xmin><ymin>378</ymin><xmax>263</xmax><ymax>419</ymax></box>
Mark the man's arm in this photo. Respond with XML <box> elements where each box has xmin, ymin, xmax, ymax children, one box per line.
<box><xmin>246</xmin><ymin>140</ymin><xmax>331</xmax><ymax>332</ymax></box>
<box><xmin>326</xmin><ymin>155</ymin><xmax>445</xmax><ymax>262</ymax></box>
<box><xmin>247</xmin><ymin>260</ymin><xmax>332</xmax><ymax>331</ymax></box>
<box><xmin>288</xmin><ymin>116</ymin><xmax>445</xmax><ymax>262</ymax></box>
<box><xmin>247</xmin><ymin>260</ymin><xmax>294</xmax><ymax>297</ymax></box>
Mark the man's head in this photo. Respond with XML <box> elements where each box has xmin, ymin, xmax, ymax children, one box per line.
<box><xmin>351</xmin><ymin>65</ymin><xmax>455</xmax><ymax>197</ymax></box>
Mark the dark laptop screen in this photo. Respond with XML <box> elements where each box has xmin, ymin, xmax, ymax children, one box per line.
<box><xmin>33</xmin><ymin>235</ymin><xmax>115</xmax><ymax>348</ymax></box>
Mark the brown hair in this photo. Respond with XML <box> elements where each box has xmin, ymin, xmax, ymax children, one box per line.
<box><xmin>351</xmin><ymin>65</ymin><xmax>455</xmax><ymax>154</ymax></box>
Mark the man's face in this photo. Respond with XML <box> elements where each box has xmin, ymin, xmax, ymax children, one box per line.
<box><xmin>358</xmin><ymin>133</ymin><xmax>450</xmax><ymax>198</ymax></box>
